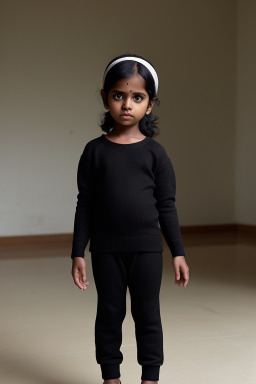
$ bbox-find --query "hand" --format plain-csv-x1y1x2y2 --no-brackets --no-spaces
172,256,189,288
71,257,90,291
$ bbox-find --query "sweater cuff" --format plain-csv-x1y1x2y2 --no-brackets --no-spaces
71,240,86,259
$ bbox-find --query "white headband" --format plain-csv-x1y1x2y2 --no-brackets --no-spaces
103,56,159,94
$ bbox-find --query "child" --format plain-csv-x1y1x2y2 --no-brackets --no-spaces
71,53,189,384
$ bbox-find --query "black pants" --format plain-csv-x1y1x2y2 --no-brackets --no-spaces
91,251,164,381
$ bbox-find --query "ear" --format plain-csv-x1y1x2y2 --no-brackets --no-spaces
145,99,155,115
101,89,109,110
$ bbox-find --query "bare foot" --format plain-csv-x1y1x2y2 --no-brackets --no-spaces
103,379,121,384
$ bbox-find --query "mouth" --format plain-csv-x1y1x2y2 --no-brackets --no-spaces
120,114,133,118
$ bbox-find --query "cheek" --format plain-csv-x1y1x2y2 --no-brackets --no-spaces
109,101,118,110
141,101,150,111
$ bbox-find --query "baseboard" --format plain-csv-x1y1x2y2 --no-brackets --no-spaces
0,224,255,245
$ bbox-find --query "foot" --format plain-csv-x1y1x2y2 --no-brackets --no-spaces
103,379,121,384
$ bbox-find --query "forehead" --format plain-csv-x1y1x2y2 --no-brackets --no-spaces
112,74,147,92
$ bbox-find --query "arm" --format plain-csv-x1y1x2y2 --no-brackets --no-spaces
70,150,93,290
154,155,185,258
71,150,93,259
154,152,189,288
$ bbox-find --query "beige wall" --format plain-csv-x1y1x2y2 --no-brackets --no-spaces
0,0,252,237
236,0,256,225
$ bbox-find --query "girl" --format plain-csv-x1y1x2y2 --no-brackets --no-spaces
71,53,189,384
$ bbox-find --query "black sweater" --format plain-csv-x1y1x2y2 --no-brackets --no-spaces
71,134,185,258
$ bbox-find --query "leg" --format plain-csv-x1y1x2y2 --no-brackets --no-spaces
91,252,127,381
128,252,164,382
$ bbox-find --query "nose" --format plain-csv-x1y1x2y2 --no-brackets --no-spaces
122,96,132,110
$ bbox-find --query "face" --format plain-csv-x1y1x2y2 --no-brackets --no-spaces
101,74,154,129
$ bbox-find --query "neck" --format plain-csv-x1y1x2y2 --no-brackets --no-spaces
110,125,142,138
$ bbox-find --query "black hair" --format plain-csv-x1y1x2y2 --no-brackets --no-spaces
99,53,160,138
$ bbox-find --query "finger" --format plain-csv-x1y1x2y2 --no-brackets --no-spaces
74,278,83,290
182,273,189,288
74,275,86,290
80,270,90,288
184,277,189,288
174,266,180,281
82,273,89,285
177,275,185,287
72,267,86,289
79,276,88,289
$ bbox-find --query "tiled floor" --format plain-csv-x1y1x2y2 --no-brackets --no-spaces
0,233,255,384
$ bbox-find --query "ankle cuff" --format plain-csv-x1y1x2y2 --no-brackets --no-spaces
141,365,160,381
101,364,120,380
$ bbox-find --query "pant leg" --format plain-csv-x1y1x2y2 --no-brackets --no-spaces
91,251,128,380
128,251,164,381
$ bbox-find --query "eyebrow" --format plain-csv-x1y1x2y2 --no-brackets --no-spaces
111,90,147,96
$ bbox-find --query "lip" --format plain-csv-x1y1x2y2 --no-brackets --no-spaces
120,114,133,118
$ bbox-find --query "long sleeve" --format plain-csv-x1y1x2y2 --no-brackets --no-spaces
154,155,185,258
71,150,93,259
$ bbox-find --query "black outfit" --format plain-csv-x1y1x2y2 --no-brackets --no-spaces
71,134,186,381
91,251,163,381
71,133,185,258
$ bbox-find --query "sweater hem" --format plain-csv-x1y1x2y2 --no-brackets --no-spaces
89,235,163,253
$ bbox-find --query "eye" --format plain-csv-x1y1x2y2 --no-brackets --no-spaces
113,94,123,100
134,95,143,102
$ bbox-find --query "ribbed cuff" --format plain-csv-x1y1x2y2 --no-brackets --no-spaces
101,364,120,380
141,365,160,381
